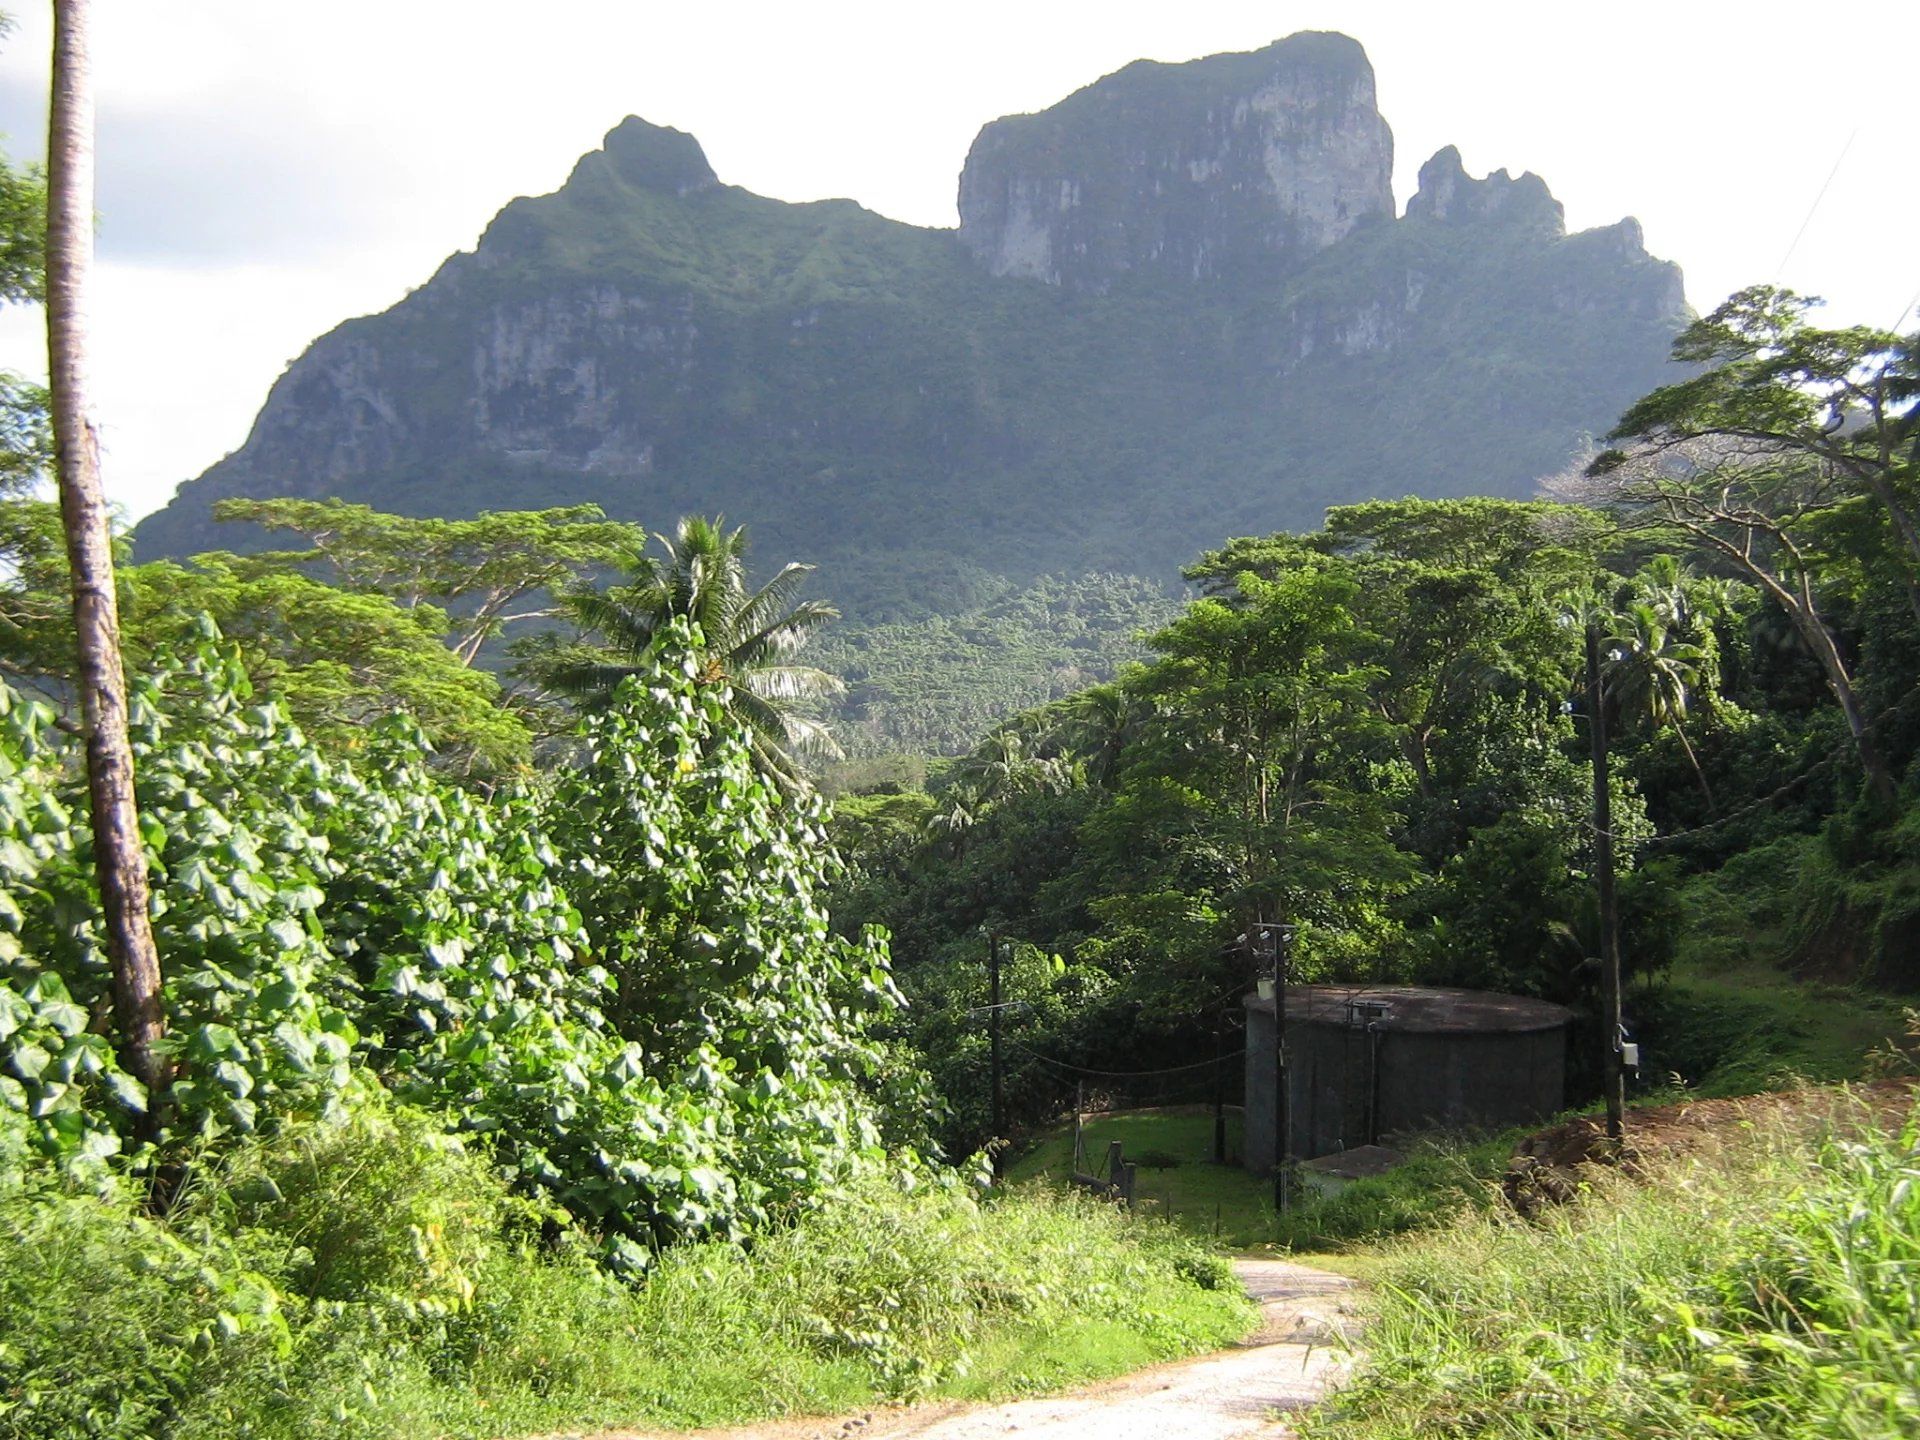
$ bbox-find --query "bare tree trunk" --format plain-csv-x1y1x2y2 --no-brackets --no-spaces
1679,517,1896,803
46,0,166,1119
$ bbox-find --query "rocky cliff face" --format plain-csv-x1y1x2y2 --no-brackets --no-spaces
136,34,1689,622
957,32,1394,291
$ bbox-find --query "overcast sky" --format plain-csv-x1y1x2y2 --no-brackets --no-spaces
0,0,1914,524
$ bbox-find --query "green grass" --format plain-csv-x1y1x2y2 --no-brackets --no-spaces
1634,951,1915,1098
1004,1106,1515,1255
0,1106,1256,1440
1005,1107,1269,1247
1305,1093,1920,1439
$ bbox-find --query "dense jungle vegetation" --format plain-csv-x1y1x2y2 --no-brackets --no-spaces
2,25,1918,1432
824,287,1920,1156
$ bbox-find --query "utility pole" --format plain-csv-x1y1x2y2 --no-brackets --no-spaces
1211,1017,1228,1165
988,930,1005,1142
1586,623,1626,1142
1271,923,1292,1214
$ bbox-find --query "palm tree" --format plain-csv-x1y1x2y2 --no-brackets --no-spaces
46,0,167,1118
923,726,1069,856
542,516,845,782
947,727,1067,807
1607,600,1716,809
1050,682,1146,789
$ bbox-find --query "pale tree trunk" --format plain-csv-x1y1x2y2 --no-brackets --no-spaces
1747,556,1893,802
46,0,167,1119
1655,498,1898,805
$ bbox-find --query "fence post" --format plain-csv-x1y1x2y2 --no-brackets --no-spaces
1212,1037,1227,1163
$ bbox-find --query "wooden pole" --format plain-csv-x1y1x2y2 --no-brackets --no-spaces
988,930,1004,1142
1211,1021,1227,1164
1272,925,1291,1214
1586,623,1625,1142
47,0,166,1127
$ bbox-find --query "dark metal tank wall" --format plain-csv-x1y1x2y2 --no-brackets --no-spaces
1244,1004,1278,1174
1242,991,1571,1171
1288,1023,1570,1157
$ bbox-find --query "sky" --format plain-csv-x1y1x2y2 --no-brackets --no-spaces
0,0,1914,525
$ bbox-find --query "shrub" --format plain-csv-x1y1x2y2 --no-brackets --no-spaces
0,1108,1254,1439
0,622,932,1265
0,1179,288,1440
187,1104,515,1310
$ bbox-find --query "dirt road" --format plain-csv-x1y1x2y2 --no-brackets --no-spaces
586,1260,1356,1440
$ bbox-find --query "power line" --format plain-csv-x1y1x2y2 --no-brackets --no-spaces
1625,680,1920,850
1774,128,1857,280
1890,282,1920,333
1008,1040,1243,1081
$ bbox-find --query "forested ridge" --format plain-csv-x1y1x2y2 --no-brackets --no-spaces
4,14,1920,1440
133,36,1685,633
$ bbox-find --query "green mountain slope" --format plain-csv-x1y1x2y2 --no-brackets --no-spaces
812,572,1181,758
134,32,1687,638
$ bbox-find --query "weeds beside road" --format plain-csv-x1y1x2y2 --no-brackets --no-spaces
1307,1090,1920,1439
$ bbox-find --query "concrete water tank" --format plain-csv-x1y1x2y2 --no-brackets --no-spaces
1242,985,1573,1174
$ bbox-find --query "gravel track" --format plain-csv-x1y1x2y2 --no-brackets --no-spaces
579,1259,1357,1440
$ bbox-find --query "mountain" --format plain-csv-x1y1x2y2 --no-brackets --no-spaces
135,32,1688,624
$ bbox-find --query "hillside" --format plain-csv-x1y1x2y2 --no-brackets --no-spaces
812,572,1180,757
133,32,1688,626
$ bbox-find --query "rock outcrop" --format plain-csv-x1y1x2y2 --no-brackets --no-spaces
956,32,1394,291
596,117,718,196
1404,145,1559,231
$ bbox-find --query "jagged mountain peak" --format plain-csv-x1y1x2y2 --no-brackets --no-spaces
956,31,1395,292
1405,145,1562,232
590,116,718,196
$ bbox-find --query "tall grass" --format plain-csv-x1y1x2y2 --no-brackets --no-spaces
0,1106,1253,1440
1308,1095,1920,1439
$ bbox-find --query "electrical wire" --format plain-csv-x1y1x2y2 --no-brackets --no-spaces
1008,1040,1244,1081
1774,128,1857,280
1588,679,1920,851
1890,283,1920,333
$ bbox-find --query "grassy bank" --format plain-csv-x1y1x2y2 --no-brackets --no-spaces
1307,1093,1920,1439
0,1108,1255,1440
1633,952,1915,1097
1005,1107,1514,1256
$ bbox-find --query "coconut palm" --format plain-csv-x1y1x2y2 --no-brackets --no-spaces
1607,600,1716,809
947,726,1069,808
542,515,844,782
47,0,167,1115
1632,553,1693,627
1050,681,1148,789
924,727,1069,856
